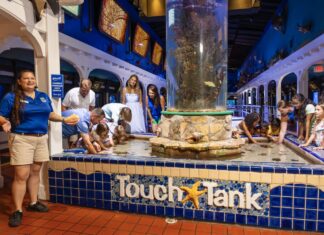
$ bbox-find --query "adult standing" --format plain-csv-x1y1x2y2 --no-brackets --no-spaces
146,84,162,133
291,93,315,142
62,78,95,146
62,108,106,154
62,78,95,111
0,70,78,227
121,75,146,133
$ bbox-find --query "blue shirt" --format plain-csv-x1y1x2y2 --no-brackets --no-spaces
62,108,90,137
0,91,53,134
148,98,162,122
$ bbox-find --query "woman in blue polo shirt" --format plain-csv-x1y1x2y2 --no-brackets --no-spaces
0,70,77,227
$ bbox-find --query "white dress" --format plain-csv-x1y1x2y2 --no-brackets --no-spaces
125,93,146,133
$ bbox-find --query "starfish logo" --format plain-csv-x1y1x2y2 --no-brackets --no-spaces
180,181,207,209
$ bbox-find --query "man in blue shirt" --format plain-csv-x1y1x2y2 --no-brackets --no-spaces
62,108,105,154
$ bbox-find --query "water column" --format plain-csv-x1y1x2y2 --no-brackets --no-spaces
150,0,244,158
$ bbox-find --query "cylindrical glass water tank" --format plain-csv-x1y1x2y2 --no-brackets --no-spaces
166,0,228,111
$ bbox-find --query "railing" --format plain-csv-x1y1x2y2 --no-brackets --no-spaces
228,105,277,122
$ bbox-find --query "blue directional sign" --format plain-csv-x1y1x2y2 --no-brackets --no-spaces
51,74,64,98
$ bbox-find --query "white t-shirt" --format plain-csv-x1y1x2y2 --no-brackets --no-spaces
102,103,127,123
305,104,315,115
62,87,95,110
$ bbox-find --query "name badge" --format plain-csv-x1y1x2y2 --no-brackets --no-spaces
40,97,47,103
20,99,29,104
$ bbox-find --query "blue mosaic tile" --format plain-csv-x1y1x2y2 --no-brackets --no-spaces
306,220,317,231
274,167,286,173
270,187,281,196
49,187,56,195
270,207,280,217
294,187,306,198
147,205,155,215
49,195,56,203
136,160,145,166
87,199,95,207
138,205,146,214
103,174,110,181
318,210,324,220
87,181,95,190
281,208,292,218
56,179,63,187
216,164,227,170
262,166,274,173
95,200,103,209
165,207,175,217
86,174,95,181
118,160,127,164
78,173,86,180
63,188,71,196
71,197,79,205
184,209,193,219
100,158,110,163
287,167,299,174
79,189,86,198
185,163,195,168
71,189,78,197
56,187,63,195
79,181,86,189
300,168,312,174
270,217,280,228
64,180,71,188
112,202,119,210
175,208,184,217
270,196,280,206
306,199,318,209
103,201,111,210
63,196,71,204
86,190,95,199
206,164,216,169
128,203,136,213
281,197,293,207
95,182,103,190
57,196,64,203
239,165,250,172
79,198,87,206
282,186,293,196
71,180,78,188
194,210,204,220
196,164,206,169
156,206,164,216
293,219,305,230
319,200,324,210
318,221,324,232
146,161,155,166
251,166,262,172
120,202,129,212
225,213,235,223
246,215,257,225
236,214,246,224
313,169,324,175
306,210,317,220
213,212,223,222
307,187,319,198
228,165,239,171
281,219,292,229
155,161,165,167
294,198,305,208
258,216,269,227
205,211,214,221
95,191,103,199
294,209,305,219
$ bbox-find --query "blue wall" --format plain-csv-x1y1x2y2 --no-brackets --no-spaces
59,0,165,78
238,0,324,87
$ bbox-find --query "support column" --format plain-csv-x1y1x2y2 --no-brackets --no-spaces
37,11,61,200
298,69,308,98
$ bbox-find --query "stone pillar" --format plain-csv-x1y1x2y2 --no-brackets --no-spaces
263,84,269,122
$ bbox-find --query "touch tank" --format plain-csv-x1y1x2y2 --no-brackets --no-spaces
166,0,228,111
150,0,244,158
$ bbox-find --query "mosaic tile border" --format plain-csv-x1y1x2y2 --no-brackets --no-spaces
47,168,324,232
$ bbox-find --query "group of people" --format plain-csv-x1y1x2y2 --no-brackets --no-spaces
234,93,324,150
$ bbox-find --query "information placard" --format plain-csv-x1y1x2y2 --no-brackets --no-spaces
51,74,64,99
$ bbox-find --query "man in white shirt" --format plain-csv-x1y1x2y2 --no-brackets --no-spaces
62,79,96,147
62,79,96,111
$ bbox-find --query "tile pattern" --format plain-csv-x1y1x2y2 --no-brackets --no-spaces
48,167,324,232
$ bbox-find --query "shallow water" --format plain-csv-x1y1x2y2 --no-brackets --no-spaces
99,139,311,164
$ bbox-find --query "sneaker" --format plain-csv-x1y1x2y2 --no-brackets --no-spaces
8,211,23,227
26,201,49,212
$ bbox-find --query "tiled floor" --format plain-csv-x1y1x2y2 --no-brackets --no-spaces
0,166,322,235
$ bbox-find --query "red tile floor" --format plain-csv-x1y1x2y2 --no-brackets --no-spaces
0,165,322,235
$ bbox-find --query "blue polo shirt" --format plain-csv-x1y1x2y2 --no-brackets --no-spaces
0,90,53,134
62,108,90,137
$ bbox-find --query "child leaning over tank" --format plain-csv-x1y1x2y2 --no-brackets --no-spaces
277,100,294,144
232,112,260,144
299,102,324,150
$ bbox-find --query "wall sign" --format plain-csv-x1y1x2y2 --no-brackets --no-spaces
51,74,64,99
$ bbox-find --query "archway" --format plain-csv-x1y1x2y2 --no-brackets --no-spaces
308,63,324,104
60,59,80,96
0,48,34,99
281,73,297,101
258,85,265,121
88,69,121,107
